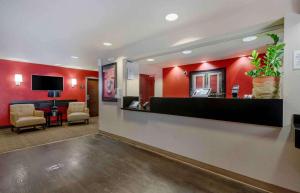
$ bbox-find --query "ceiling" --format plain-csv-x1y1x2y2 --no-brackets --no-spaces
0,0,298,70
137,27,284,69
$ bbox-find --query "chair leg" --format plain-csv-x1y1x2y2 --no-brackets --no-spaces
16,128,21,134
11,126,14,132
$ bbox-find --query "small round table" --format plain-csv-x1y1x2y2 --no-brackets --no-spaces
44,111,63,127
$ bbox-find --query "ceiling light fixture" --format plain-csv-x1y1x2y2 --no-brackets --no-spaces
182,50,192,55
147,58,155,62
71,56,79,59
243,36,257,42
165,13,179,21
103,42,112,46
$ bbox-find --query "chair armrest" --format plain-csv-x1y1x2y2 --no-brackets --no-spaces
34,110,44,117
84,107,89,114
10,112,19,125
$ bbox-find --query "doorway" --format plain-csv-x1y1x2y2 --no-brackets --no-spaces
139,74,155,105
86,78,99,117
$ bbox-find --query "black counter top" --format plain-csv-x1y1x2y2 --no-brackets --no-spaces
122,97,283,127
121,108,151,113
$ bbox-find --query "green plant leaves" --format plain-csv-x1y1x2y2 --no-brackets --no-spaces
246,33,284,78
267,33,280,45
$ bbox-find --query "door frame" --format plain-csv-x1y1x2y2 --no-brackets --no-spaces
85,77,99,105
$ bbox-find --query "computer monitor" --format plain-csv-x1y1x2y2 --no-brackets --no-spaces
192,88,211,97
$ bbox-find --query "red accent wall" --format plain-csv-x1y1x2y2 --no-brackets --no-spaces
163,56,256,98
0,59,98,126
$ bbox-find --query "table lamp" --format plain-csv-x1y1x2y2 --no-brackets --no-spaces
48,90,61,110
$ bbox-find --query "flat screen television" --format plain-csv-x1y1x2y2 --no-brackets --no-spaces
32,75,63,91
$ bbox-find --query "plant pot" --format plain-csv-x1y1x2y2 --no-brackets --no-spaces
252,77,280,99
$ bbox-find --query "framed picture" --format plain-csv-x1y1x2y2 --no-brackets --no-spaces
189,68,226,97
102,63,117,102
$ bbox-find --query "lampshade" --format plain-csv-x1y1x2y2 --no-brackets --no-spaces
15,74,23,86
48,90,61,98
71,78,77,87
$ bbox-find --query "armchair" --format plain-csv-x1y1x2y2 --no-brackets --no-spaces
10,104,46,133
67,102,90,124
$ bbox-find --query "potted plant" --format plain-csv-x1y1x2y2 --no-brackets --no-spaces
246,34,285,99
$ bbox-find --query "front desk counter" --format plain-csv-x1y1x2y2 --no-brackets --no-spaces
122,96,283,127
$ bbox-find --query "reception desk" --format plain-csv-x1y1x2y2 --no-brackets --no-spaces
122,97,283,127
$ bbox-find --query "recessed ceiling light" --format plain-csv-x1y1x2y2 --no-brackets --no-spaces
182,50,192,55
71,56,79,59
243,36,257,42
165,13,178,21
103,42,112,46
147,58,155,62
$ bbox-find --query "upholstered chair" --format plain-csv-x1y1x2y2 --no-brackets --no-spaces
67,102,90,124
10,104,46,133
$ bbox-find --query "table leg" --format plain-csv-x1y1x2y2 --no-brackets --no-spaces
60,114,63,126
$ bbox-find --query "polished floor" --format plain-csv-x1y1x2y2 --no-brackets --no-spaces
0,134,266,193
0,117,98,154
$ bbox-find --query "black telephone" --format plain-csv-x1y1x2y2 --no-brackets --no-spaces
232,84,240,98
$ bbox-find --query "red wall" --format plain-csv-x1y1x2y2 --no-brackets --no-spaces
163,56,256,98
0,59,98,126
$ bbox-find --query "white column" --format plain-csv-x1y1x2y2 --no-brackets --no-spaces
283,13,300,126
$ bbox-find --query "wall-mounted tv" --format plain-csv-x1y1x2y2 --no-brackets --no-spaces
32,75,63,91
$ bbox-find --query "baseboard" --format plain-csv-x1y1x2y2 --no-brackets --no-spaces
0,125,11,129
98,130,298,193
